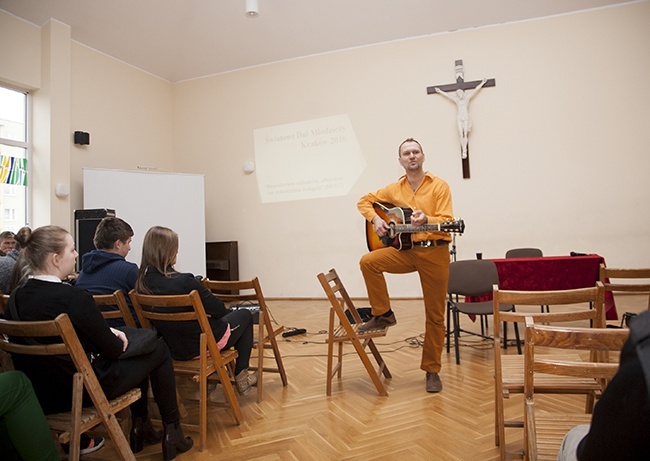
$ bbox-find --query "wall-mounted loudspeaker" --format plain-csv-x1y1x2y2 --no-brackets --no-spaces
74,131,90,145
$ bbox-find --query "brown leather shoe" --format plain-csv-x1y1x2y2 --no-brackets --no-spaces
426,372,442,393
358,313,397,333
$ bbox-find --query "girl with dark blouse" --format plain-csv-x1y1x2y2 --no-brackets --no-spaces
5,226,192,460
134,226,256,395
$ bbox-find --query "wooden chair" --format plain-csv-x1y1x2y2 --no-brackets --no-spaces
93,290,137,327
202,277,288,403
599,263,650,311
317,268,391,396
0,292,8,315
0,313,141,461
493,283,606,460
94,290,189,422
0,293,12,372
523,317,629,461
129,289,243,451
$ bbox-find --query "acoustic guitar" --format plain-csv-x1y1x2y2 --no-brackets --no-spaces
365,202,465,251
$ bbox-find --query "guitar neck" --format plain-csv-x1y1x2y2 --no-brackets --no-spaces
392,223,443,234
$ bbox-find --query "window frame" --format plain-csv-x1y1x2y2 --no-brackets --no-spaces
0,84,31,229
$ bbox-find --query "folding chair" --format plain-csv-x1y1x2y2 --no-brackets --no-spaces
317,268,391,396
202,277,288,403
129,289,243,451
523,317,629,461
0,313,141,461
0,292,8,315
94,290,189,421
493,283,606,460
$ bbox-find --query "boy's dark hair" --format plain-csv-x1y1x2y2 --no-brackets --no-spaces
93,217,134,250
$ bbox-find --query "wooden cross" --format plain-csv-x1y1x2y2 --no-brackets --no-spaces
427,59,495,179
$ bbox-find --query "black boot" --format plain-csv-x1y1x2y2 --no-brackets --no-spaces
130,416,163,453
162,420,193,460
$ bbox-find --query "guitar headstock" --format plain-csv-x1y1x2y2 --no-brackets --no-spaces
441,219,465,234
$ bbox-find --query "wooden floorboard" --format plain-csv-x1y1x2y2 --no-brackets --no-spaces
90,293,645,461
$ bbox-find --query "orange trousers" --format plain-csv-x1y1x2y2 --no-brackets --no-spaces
359,244,450,373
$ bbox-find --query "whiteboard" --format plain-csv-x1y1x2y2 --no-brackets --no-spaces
83,168,206,276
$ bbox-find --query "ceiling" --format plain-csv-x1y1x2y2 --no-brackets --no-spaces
0,0,631,83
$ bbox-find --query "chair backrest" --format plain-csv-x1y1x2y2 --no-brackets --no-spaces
201,277,267,317
523,316,629,396
0,313,117,411
93,290,137,327
493,282,606,331
317,268,364,325
129,289,221,360
599,263,650,310
505,248,543,259
448,259,499,297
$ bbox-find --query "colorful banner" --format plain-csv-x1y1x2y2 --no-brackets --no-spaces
0,155,27,186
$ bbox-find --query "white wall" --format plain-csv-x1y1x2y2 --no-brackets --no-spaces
2,3,649,299
173,2,650,297
70,42,175,219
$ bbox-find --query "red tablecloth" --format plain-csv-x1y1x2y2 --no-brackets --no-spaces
468,254,617,320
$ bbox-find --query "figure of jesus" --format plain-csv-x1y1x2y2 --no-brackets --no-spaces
434,78,487,159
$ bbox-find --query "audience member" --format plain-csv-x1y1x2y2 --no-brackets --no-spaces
134,225,257,395
0,227,30,293
557,310,650,460
75,217,139,326
5,225,193,460
0,231,15,256
0,371,60,461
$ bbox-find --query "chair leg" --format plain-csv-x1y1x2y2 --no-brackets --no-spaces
69,373,83,461
352,338,388,396
514,322,522,355
446,301,452,353
256,339,264,404
453,309,461,365
326,337,334,396
268,331,289,386
367,339,392,379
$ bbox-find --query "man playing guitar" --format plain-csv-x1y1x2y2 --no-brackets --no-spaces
357,138,456,393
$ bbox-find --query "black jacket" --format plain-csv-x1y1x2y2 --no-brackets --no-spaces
139,267,230,360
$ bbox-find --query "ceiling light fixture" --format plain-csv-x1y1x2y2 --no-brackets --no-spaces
245,0,259,18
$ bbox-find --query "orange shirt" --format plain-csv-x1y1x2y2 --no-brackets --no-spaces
357,171,454,242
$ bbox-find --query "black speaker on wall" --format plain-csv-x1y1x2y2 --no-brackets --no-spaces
74,131,90,145
74,208,115,272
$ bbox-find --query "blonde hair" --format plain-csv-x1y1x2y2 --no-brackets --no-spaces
9,225,69,290
135,226,179,294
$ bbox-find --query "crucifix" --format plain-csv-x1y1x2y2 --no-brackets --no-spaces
427,60,495,179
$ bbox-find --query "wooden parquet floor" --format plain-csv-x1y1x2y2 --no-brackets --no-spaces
92,294,645,461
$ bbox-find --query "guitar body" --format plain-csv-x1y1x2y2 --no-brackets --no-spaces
366,203,413,251
365,202,465,252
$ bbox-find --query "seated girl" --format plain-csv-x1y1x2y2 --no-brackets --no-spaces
5,225,192,461
134,226,256,395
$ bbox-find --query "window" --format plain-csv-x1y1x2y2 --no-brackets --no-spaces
3,208,16,221
0,86,29,231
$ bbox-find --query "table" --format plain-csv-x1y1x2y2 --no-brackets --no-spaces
470,254,617,320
